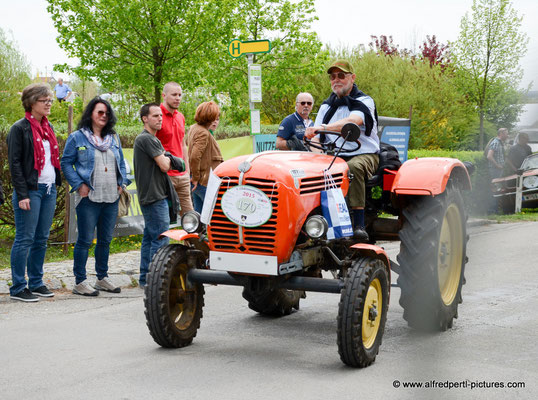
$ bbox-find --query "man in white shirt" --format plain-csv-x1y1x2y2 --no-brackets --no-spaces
305,60,379,241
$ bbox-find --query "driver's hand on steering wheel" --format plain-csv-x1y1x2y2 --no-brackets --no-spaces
305,126,321,139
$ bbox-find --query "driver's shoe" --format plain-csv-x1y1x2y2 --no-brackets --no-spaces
353,228,369,242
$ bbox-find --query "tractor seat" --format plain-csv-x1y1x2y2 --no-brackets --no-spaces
366,142,402,187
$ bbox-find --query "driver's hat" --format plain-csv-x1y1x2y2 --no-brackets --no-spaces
327,60,354,74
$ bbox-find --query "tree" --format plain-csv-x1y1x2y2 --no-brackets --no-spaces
209,0,328,124
47,0,237,102
453,0,528,149
0,28,31,126
420,35,450,68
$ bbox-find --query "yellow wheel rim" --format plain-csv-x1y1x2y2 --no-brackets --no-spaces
362,278,383,349
169,266,196,330
438,204,463,306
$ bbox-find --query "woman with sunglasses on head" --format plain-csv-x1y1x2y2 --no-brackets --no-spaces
7,83,62,302
187,101,224,213
61,97,129,296
275,92,314,151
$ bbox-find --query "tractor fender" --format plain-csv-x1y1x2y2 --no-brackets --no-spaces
350,243,391,284
160,229,199,242
391,157,471,196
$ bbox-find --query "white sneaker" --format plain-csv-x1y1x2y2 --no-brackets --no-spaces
73,280,99,296
94,277,121,293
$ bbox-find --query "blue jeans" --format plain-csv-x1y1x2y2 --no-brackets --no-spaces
192,183,207,214
73,197,119,284
10,184,57,295
139,199,170,285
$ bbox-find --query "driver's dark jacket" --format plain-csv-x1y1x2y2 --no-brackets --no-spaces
7,118,62,200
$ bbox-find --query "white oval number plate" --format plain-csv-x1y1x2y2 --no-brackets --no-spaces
221,185,272,227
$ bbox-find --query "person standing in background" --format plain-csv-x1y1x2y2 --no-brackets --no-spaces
187,101,224,213
134,103,183,288
61,98,130,296
7,83,61,302
486,128,508,213
54,78,72,102
156,82,193,217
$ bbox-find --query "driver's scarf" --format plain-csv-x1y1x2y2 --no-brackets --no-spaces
321,84,378,138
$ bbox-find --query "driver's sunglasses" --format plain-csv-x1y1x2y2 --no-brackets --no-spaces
329,72,351,80
297,101,312,106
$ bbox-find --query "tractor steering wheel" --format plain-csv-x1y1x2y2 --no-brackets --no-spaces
303,123,361,156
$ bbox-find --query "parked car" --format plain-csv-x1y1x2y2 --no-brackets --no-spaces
492,153,538,213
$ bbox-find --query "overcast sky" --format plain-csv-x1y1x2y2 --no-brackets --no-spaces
0,0,536,89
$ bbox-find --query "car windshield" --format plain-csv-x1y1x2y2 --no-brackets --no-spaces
521,154,538,170
525,131,538,142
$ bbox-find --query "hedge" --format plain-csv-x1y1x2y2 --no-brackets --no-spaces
0,126,490,243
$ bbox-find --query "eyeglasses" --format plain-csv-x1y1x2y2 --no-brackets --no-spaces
96,110,110,117
297,101,312,106
329,72,351,80
36,99,54,105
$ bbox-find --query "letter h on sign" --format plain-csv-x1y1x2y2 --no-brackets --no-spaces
231,41,241,57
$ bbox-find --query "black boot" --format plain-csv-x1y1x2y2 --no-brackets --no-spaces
351,209,369,242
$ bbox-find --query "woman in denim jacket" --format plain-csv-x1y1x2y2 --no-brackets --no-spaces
61,98,130,296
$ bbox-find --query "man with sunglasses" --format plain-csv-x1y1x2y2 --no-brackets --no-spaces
305,60,379,242
276,92,314,151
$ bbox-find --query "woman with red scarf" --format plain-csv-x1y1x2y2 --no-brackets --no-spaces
7,83,62,302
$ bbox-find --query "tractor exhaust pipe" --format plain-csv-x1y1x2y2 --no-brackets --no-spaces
187,269,344,294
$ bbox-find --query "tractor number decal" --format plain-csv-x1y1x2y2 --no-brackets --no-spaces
221,185,273,227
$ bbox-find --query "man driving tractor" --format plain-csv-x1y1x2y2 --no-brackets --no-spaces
305,60,380,241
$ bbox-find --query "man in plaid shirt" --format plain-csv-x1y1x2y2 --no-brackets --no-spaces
486,128,508,213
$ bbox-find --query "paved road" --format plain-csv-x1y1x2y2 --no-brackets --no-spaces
1,222,537,399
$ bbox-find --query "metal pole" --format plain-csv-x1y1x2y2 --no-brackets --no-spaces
515,175,523,213
247,53,254,112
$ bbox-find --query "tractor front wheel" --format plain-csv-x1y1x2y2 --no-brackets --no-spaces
337,257,389,368
144,244,205,348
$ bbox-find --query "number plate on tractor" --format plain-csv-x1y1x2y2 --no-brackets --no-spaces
210,251,278,275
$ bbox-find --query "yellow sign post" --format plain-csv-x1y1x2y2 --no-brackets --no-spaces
228,39,271,58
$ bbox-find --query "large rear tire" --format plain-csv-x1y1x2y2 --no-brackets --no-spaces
144,244,205,348
337,257,389,368
397,185,468,331
242,285,303,316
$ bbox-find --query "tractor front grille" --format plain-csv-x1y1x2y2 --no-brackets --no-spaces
208,177,278,255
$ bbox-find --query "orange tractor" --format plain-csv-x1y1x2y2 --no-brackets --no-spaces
143,124,472,368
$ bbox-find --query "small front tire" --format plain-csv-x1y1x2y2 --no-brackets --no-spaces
144,244,205,348
337,257,389,368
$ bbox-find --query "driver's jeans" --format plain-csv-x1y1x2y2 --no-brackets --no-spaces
346,153,379,208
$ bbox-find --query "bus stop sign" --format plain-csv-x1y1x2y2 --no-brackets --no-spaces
229,39,271,58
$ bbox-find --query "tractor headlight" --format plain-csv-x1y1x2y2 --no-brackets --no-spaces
523,176,538,189
181,211,202,233
305,215,328,239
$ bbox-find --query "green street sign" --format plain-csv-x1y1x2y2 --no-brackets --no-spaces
228,39,271,58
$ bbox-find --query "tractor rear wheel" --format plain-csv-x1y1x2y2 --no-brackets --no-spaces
242,285,303,316
144,244,205,348
337,257,389,368
397,185,468,331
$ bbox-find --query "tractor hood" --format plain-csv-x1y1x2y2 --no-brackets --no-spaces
213,151,349,191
